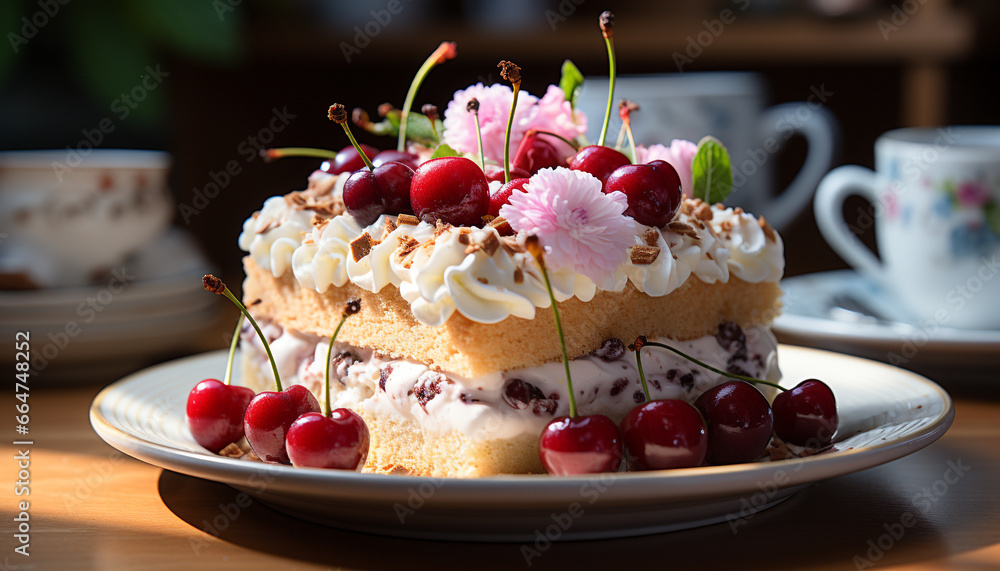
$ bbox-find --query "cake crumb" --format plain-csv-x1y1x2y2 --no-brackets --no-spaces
397,213,420,226
734,207,744,215
434,220,451,237
219,443,245,458
350,232,375,262
694,201,714,221
630,245,660,264
642,228,660,247
720,220,733,233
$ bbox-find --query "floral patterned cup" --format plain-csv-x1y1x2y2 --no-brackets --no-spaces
815,127,1000,330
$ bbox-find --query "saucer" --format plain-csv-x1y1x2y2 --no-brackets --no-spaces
774,270,1000,372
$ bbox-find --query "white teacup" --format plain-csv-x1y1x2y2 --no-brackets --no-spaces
815,127,1000,330
577,72,839,230
0,150,172,288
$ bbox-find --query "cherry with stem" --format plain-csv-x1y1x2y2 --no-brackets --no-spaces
398,41,457,152
204,275,320,463
528,236,624,475
286,299,370,470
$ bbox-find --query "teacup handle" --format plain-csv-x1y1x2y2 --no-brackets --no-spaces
756,102,840,230
814,165,889,287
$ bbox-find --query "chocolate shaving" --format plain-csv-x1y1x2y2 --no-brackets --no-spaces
350,232,375,262
396,213,419,226
382,217,398,241
457,228,472,245
477,277,489,284
513,267,524,284
759,217,777,242
501,236,524,255
642,228,660,247
479,232,500,256
667,221,699,239
630,245,661,265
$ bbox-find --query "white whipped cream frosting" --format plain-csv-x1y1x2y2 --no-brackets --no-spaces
238,173,784,326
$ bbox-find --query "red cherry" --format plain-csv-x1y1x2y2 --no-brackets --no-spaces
484,164,530,184
620,399,708,470
538,415,624,475
185,379,255,453
243,384,320,464
488,178,529,217
285,409,370,470
512,133,562,174
374,161,415,215
604,160,682,227
694,381,774,465
324,144,378,174
568,145,630,187
342,169,385,226
772,379,838,447
372,150,419,170
410,157,489,226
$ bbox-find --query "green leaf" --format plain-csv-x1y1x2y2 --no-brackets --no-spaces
559,59,584,110
691,136,733,204
430,143,460,159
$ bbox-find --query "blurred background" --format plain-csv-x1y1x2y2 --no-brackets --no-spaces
1,0,998,379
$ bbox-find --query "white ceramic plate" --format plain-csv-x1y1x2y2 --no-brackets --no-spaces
91,345,953,542
775,270,1000,369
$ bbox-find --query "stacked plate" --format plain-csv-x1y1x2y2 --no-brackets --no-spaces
0,229,222,383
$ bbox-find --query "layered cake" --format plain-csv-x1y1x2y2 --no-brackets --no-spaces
234,33,785,476
237,173,783,476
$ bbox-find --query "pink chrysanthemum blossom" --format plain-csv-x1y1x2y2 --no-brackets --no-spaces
636,139,697,198
956,181,991,208
500,167,634,284
443,83,538,164
523,85,588,158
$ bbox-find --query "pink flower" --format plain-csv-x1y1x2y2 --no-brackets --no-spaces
500,167,634,283
523,85,587,159
956,181,991,208
442,83,538,164
636,140,697,197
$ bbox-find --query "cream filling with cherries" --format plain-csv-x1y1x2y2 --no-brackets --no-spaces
238,172,784,327
241,320,780,441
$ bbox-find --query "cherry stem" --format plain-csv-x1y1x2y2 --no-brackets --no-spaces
322,313,349,417
597,15,617,147
614,123,626,151
529,241,577,418
204,276,282,392
469,102,486,171
223,315,243,386
338,123,375,171
499,60,522,184
639,339,787,392
261,147,338,162
398,42,456,152
632,342,651,402
531,130,580,152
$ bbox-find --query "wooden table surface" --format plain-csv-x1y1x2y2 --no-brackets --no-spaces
3,360,999,571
